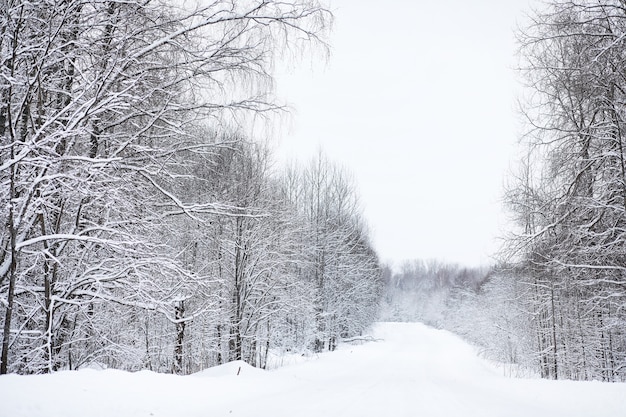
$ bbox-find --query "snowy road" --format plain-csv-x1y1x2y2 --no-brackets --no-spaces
2,322,625,417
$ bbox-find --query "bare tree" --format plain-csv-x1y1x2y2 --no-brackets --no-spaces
503,0,626,381
281,153,382,352
0,0,330,374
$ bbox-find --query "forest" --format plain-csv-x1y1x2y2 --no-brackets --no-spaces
0,0,382,375
2,0,626,384
383,0,626,383
503,0,626,382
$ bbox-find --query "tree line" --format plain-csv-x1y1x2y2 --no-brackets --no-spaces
502,0,626,382
382,0,626,383
0,0,383,375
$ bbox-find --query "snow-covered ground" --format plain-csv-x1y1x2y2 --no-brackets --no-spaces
1,322,625,417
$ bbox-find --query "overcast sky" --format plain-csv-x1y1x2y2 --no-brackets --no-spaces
274,0,535,268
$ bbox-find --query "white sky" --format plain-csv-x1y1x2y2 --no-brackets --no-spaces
274,0,535,268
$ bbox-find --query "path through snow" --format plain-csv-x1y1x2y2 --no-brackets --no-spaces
1,322,625,417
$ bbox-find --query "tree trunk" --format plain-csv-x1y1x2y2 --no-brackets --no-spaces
1,144,18,375
172,300,186,374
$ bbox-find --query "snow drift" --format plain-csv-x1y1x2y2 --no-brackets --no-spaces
1,322,624,417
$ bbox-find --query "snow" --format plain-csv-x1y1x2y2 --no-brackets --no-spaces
1,322,625,417
192,360,265,378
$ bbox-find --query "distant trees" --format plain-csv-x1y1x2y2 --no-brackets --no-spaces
380,260,489,328
380,261,545,378
0,1,385,376
501,0,626,381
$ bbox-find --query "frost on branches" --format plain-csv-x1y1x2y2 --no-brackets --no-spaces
0,0,382,375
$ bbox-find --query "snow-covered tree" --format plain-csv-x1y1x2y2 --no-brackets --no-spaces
503,0,626,381
0,0,330,374
280,153,382,352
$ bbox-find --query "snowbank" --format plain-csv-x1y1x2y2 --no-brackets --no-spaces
1,322,624,417
192,360,265,378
